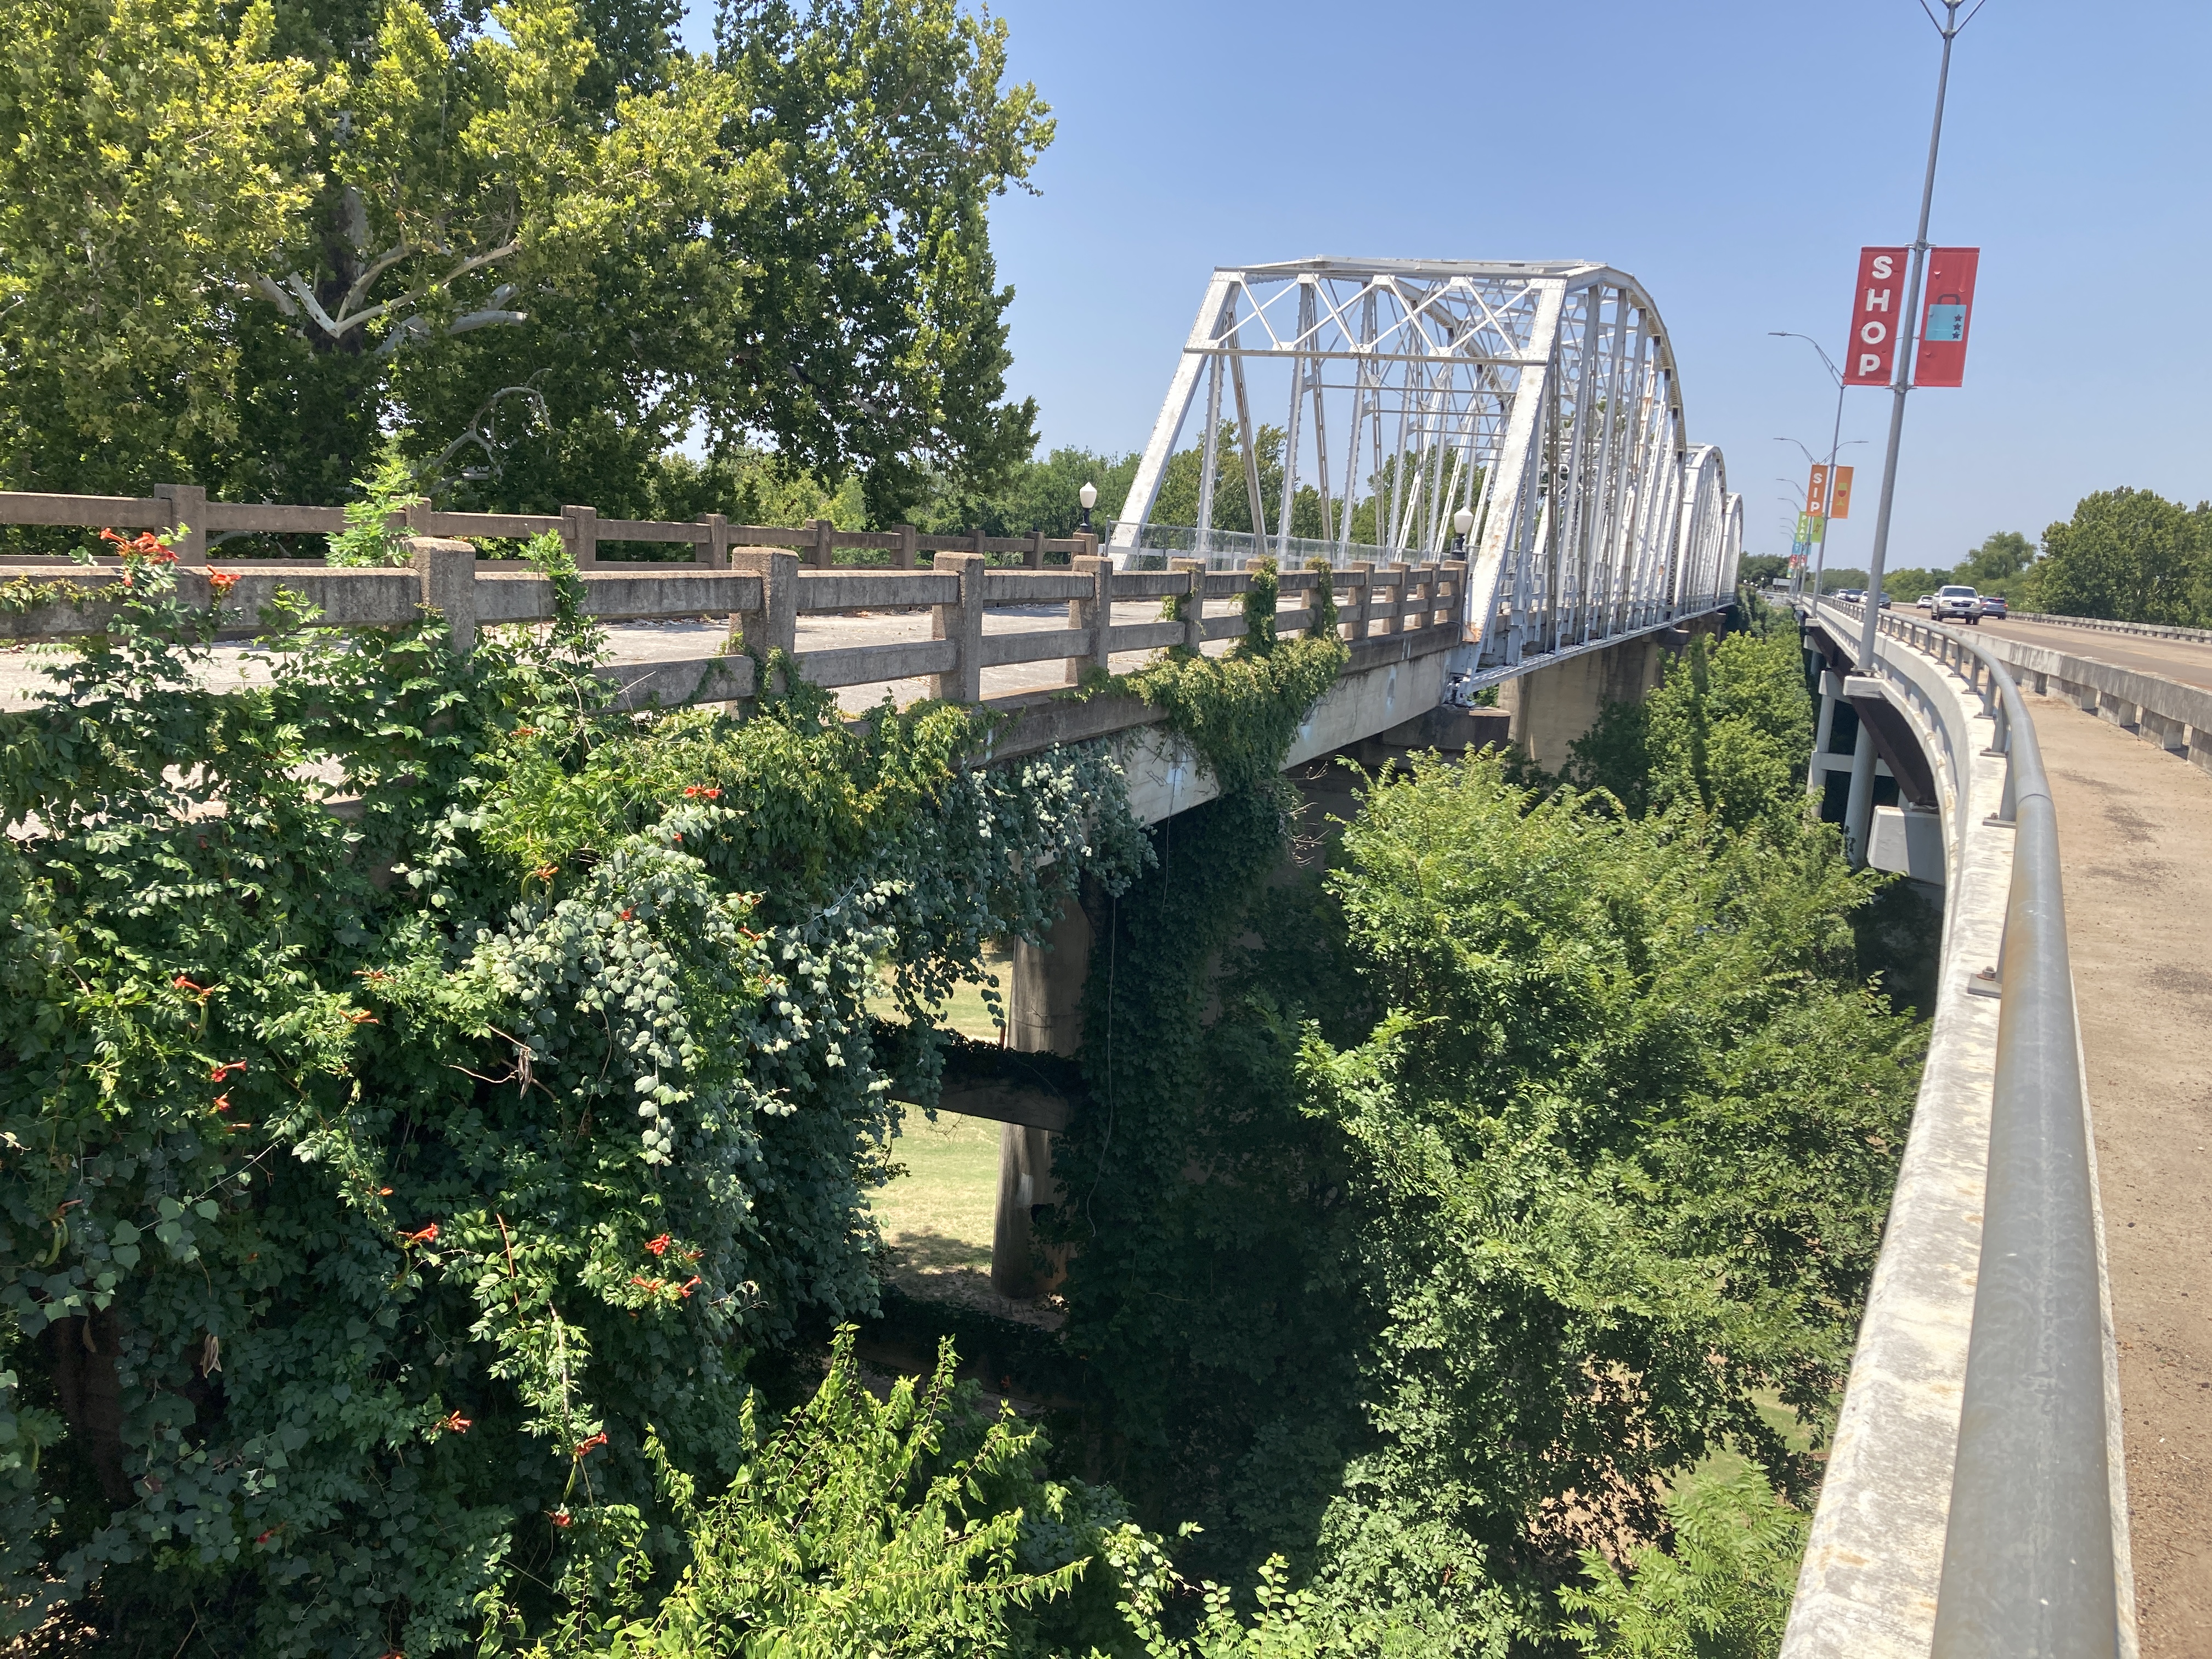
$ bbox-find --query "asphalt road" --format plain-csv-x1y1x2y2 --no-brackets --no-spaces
2019,690,2212,1655
1974,617,2212,693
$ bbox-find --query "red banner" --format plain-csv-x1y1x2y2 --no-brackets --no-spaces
1912,247,1979,387
1845,247,1908,385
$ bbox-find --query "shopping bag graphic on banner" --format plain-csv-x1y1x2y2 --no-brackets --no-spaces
1923,294,1968,342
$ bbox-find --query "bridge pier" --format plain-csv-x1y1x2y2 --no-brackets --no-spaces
989,891,1089,1299
1496,625,1712,770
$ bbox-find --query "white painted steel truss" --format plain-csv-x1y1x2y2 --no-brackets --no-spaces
1115,257,1743,671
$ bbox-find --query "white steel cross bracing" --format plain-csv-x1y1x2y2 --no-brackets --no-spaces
1111,257,1742,676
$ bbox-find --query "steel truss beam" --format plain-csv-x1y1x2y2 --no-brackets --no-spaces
1113,257,1742,670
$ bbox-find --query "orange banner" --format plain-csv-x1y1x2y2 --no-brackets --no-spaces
1805,464,1830,517
1829,465,1855,521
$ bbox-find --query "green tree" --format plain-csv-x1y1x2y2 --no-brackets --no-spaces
0,0,1052,522
1955,530,2033,588
2028,487,2208,624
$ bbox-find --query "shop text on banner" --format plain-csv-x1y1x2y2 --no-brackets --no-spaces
1829,465,1855,520
1845,247,1909,386
1913,247,1979,387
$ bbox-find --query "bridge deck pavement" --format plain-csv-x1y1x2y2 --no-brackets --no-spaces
1982,618,2212,693
2024,686,2212,1655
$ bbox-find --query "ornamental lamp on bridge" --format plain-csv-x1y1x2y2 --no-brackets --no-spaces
1452,506,1474,554
1078,481,1098,534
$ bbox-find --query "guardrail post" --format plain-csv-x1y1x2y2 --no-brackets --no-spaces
1026,529,1045,569
412,537,477,653
1070,554,1111,685
932,551,984,702
154,484,207,565
1347,561,1374,640
729,549,797,687
972,526,989,566
809,518,834,570
701,513,730,569
895,523,918,571
1169,557,1205,653
562,505,599,567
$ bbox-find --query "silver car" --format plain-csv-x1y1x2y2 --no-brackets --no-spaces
1933,584,1981,624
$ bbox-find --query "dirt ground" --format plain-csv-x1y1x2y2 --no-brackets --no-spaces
2023,690,2212,1655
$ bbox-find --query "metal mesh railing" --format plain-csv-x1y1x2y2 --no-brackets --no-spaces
1099,520,1445,571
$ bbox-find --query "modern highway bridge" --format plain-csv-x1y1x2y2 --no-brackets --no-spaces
11,257,2201,1656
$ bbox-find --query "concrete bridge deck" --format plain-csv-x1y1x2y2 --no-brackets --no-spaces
2016,675,2212,1655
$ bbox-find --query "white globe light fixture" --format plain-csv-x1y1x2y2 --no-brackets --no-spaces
1078,481,1098,534
1451,506,1475,552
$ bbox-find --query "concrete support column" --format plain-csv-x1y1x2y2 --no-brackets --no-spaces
1808,669,1842,798
1843,719,1878,866
990,890,1090,1300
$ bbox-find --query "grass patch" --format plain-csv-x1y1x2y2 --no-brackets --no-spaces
873,1111,1000,1274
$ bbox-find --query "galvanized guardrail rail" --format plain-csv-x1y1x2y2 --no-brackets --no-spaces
1786,600,2134,1659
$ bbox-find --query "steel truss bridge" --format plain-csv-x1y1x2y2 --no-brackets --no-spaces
1109,257,1743,685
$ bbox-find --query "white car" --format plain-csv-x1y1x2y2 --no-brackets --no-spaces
1933,584,1981,624
1916,594,1935,611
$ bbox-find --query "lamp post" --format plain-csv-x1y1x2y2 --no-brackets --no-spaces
1768,332,1849,601
1077,481,1098,536
1843,0,1979,870
1451,505,1474,554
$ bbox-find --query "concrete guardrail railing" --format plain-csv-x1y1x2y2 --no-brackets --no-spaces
1785,601,2135,1659
1969,630,2212,776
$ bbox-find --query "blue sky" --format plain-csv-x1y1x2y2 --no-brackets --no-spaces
685,2,2212,570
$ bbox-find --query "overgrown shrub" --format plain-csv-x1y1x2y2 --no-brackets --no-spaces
0,535,1144,1651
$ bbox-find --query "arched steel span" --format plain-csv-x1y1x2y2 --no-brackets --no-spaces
1110,257,1743,681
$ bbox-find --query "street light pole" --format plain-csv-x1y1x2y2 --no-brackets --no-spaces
1769,333,1848,600
1843,0,1978,867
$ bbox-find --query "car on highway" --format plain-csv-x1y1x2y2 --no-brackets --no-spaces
1877,592,1893,608
1836,588,1864,603
1978,594,2009,619
1917,593,1936,611
1933,584,1982,624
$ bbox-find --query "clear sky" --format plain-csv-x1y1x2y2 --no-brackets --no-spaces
685,2,2212,572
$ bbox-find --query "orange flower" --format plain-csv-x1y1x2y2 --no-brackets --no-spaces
210,1060,246,1082
343,1011,379,1025
255,1528,278,1545
397,1223,438,1246
574,1432,608,1458
681,785,721,799
439,1411,472,1434
628,1276,663,1292
514,726,538,738
208,570,241,596
173,973,211,995
548,1509,573,1528
378,1186,394,1196
678,1276,702,1299
644,1233,672,1257
532,863,558,882
211,1093,232,1113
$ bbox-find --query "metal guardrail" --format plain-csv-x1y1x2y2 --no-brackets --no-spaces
2007,610,2212,647
1098,519,1430,571
1816,601,2126,1658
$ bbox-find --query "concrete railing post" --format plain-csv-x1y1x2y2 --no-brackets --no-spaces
895,523,918,570
561,504,599,567
729,549,797,691
810,517,834,570
1169,557,1205,653
701,512,730,569
1386,561,1413,634
1442,560,1469,633
1069,554,1111,686
1026,529,1045,569
411,538,478,654
1348,561,1374,640
932,550,984,703
154,483,207,565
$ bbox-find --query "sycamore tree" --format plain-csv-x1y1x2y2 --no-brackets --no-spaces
0,0,1051,520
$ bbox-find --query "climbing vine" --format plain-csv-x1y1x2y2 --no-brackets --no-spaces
0,537,1144,1651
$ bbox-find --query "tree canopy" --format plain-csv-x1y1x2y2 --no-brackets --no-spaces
0,0,1051,521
